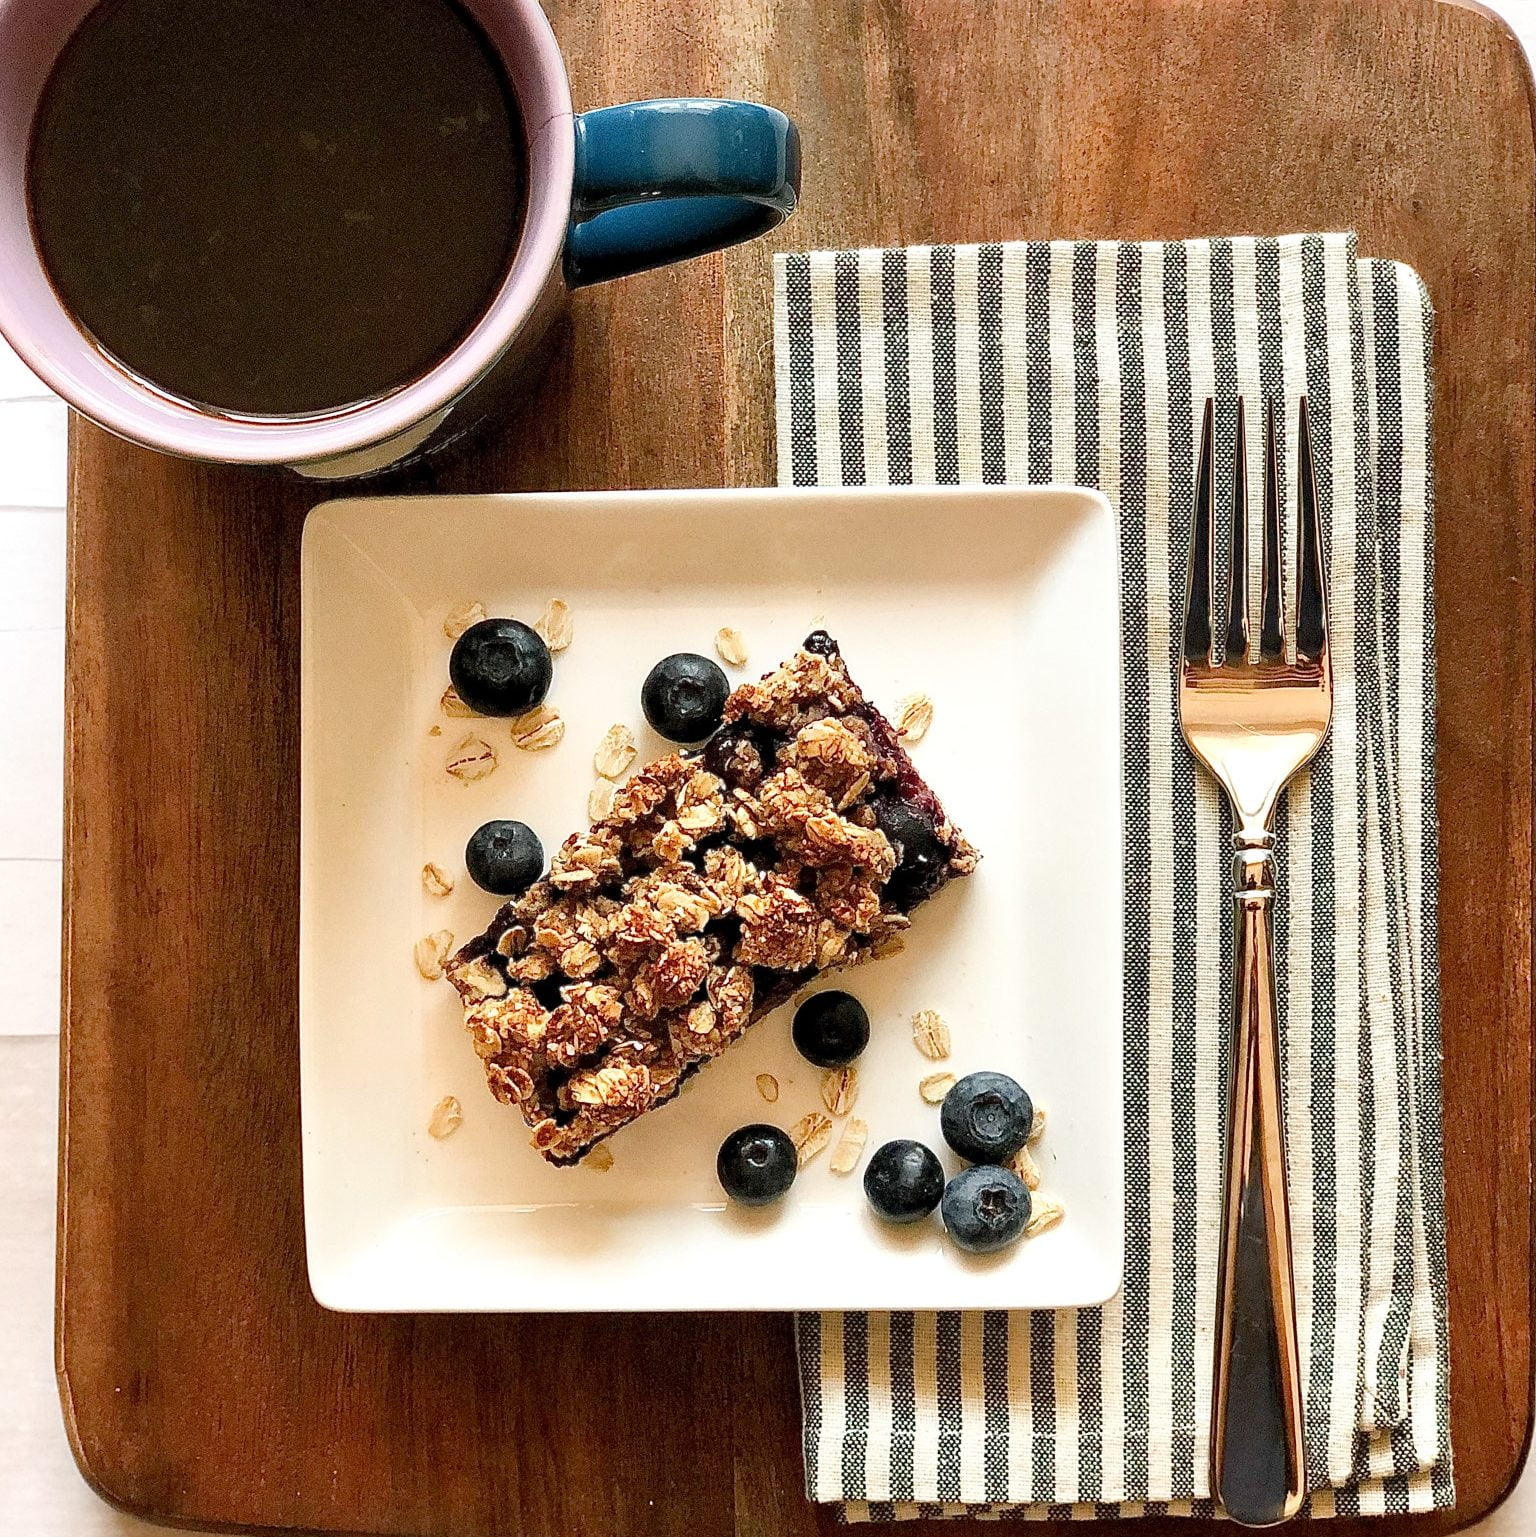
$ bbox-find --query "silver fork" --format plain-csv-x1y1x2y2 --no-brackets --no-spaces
1180,397,1331,1527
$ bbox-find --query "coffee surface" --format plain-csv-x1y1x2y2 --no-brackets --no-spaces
28,0,524,416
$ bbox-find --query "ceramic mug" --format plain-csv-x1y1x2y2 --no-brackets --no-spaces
0,0,799,477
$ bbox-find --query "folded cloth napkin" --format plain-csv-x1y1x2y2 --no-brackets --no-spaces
772,233,1450,1520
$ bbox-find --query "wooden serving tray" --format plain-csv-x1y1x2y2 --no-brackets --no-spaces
58,0,1535,1532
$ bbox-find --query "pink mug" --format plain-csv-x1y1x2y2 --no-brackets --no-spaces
0,0,799,477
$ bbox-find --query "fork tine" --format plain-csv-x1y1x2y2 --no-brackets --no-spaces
1295,396,1327,663
1224,398,1249,661
1184,398,1215,665
1259,399,1284,662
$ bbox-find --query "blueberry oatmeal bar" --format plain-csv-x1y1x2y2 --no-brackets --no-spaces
444,632,978,1164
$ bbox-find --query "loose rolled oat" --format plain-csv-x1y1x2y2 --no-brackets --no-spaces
414,930,454,980
1025,1194,1065,1237
755,1073,780,1103
896,694,934,743
427,1095,464,1138
715,627,748,668
511,706,565,751
593,723,638,779
421,862,454,898
790,1111,834,1166
1011,1143,1042,1191
830,1116,868,1174
918,1070,957,1104
912,1008,950,1060
440,685,477,717
445,734,498,781
533,598,573,652
583,1143,615,1171
1028,1105,1047,1144
588,779,616,821
443,599,486,640
820,1065,859,1117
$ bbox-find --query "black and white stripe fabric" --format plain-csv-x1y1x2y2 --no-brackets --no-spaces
772,234,1450,1520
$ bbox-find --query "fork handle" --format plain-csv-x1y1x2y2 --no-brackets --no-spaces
1212,838,1306,1526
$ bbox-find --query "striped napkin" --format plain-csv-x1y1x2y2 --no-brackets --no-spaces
772,233,1450,1520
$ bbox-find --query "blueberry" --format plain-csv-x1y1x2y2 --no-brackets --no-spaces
641,652,730,742
465,819,543,896
863,1139,946,1224
872,795,949,909
941,1165,1031,1253
449,617,553,717
791,991,870,1067
717,1124,798,1205
940,1071,1034,1164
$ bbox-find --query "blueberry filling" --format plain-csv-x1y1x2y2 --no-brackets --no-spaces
542,1063,574,1121
530,973,567,1012
454,932,511,983
750,965,810,1014
872,792,951,911
733,837,783,871
701,719,786,784
705,913,744,956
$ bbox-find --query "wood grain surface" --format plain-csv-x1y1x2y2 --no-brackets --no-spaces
57,0,1535,1532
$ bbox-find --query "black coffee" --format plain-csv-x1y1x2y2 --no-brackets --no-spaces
28,0,524,416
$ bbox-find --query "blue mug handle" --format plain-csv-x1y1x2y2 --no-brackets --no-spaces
566,99,800,288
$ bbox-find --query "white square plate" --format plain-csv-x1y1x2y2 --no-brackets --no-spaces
301,484,1124,1312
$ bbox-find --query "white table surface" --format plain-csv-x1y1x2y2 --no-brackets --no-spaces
5,6,1535,1526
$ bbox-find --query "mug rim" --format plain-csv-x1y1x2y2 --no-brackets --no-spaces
0,0,574,466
